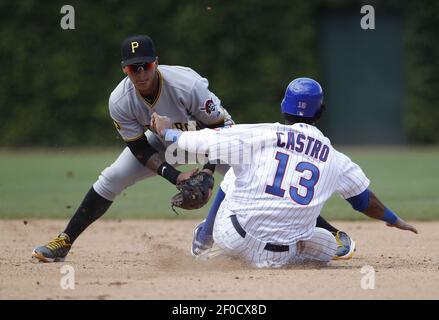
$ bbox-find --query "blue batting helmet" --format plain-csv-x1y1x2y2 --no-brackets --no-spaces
281,77,324,118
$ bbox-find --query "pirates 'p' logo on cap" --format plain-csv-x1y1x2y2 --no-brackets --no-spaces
131,41,139,53
121,35,157,67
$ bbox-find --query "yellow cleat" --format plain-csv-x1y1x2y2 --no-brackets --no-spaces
332,231,356,260
32,233,71,263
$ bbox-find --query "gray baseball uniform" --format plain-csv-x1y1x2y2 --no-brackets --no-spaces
93,65,233,201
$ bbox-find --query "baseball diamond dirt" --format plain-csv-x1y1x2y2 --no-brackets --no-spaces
0,219,438,300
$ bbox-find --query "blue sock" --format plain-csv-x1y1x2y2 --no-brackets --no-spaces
198,187,226,242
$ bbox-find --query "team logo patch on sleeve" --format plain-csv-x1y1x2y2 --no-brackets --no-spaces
201,98,217,115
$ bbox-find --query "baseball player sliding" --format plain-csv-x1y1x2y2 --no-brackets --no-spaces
152,78,417,268
32,34,357,262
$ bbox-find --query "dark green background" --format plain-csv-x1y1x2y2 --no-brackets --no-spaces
1,0,438,146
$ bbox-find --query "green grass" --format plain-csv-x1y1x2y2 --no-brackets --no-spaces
0,147,438,220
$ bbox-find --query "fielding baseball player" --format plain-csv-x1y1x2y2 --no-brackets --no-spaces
32,35,233,262
152,77,418,268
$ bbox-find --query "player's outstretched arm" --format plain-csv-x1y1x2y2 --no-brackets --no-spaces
149,112,214,184
125,133,190,185
362,191,418,234
348,190,418,234
146,152,197,184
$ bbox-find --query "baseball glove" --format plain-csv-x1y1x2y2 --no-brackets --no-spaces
171,171,214,212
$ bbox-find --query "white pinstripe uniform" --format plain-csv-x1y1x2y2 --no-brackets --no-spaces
93,65,233,201
177,123,370,268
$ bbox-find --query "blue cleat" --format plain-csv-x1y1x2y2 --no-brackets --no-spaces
333,231,356,260
191,220,214,257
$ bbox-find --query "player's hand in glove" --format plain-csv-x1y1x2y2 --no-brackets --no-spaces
176,168,199,184
386,217,418,234
171,170,214,211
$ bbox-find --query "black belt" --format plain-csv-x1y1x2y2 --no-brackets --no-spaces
230,215,289,252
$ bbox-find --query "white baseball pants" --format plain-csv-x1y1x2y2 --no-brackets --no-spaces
213,207,337,268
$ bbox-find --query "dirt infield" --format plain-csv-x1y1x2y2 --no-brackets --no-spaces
0,219,438,300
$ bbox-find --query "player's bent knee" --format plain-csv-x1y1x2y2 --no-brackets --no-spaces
301,228,338,262
93,180,117,201
93,167,137,201
317,228,337,261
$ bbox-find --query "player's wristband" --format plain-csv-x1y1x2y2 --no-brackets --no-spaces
164,129,182,142
157,162,181,185
381,207,399,225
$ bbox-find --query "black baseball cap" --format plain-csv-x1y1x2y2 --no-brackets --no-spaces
121,35,156,67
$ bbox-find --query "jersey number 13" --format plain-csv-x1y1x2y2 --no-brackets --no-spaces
265,151,320,205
